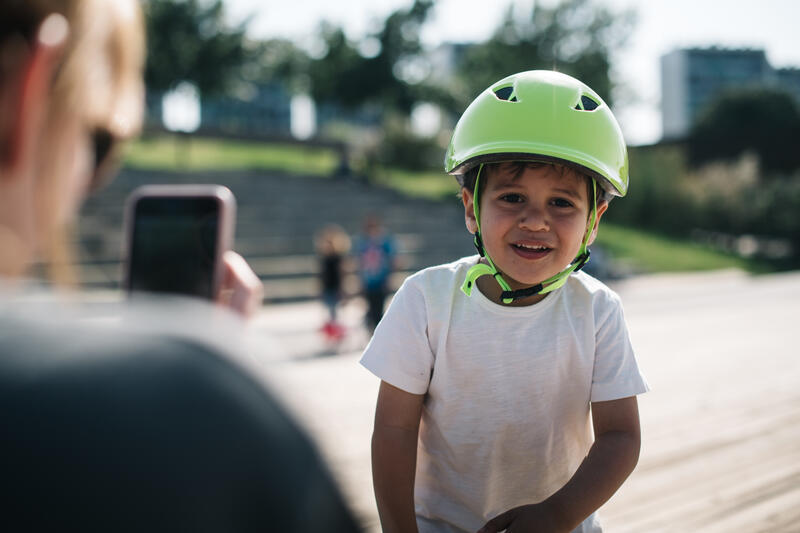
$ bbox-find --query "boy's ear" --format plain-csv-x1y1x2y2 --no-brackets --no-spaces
586,201,609,246
461,188,478,234
1,15,69,176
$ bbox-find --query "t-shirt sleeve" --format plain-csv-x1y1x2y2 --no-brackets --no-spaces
359,279,433,395
591,294,650,402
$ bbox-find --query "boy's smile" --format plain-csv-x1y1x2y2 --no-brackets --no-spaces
462,162,607,305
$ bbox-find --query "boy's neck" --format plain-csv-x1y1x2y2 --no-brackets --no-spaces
474,259,548,307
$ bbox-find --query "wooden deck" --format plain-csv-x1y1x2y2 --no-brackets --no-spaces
601,270,800,532
254,269,800,532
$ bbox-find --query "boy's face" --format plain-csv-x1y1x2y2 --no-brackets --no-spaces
462,163,607,295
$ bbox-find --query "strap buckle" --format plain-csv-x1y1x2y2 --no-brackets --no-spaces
473,233,485,258
572,250,591,272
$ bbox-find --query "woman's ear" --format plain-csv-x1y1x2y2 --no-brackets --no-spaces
586,200,609,246
1,14,69,176
461,188,478,234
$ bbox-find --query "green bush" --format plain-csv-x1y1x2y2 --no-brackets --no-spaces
606,144,799,266
688,88,800,174
605,145,692,232
376,125,443,171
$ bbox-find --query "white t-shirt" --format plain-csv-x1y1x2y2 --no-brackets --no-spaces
360,256,649,533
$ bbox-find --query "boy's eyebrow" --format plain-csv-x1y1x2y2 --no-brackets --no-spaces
487,173,587,201
489,178,520,189
552,187,584,200
487,171,526,189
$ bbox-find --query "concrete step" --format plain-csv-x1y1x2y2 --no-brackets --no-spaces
68,168,474,302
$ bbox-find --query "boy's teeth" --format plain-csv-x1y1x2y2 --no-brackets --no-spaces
516,244,548,250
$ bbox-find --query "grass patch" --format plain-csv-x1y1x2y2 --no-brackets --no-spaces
374,170,769,273
119,136,775,274
373,168,459,200
123,134,339,175
595,223,770,274
371,169,768,274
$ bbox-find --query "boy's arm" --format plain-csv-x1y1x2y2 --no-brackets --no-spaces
372,380,425,533
478,396,641,533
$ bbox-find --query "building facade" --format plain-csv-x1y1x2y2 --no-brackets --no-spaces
661,47,800,140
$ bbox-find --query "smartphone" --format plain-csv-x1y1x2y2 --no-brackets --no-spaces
123,185,236,299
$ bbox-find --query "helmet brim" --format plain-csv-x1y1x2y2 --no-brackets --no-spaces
449,152,624,197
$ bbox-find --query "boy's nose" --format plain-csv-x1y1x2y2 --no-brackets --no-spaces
518,206,549,232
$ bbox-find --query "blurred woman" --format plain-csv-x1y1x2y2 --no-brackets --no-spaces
0,0,262,306
0,1,358,530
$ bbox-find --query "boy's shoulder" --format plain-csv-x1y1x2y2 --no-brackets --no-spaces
391,256,477,308
403,255,477,290
564,270,624,308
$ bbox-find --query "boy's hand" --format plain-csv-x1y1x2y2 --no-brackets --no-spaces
477,502,567,533
479,397,641,533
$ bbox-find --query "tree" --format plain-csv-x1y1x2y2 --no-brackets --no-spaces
249,38,312,94
455,0,635,108
308,0,434,114
143,0,250,96
688,88,800,175
307,24,364,107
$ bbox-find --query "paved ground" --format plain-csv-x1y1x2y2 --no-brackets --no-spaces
246,269,800,532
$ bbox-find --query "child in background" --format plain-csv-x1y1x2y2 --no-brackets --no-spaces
361,71,649,533
315,224,351,342
356,214,396,333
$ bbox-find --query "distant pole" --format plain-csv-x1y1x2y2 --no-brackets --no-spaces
162,82,201,169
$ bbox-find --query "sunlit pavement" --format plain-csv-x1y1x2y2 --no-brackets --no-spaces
247,269,800,532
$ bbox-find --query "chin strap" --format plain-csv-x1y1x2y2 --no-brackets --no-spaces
461,165,597,304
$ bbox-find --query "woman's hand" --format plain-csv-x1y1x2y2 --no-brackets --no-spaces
216,251,264,319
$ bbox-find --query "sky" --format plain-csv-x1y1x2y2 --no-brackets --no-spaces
224,0,800,145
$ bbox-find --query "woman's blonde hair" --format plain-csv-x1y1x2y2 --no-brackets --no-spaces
1,0,145,142
0,0,145,285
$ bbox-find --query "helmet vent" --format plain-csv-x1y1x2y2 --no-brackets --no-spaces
494,86,518,102
580,95,599,111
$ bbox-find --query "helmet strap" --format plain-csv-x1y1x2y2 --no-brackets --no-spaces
462,164,514,302
461,167,598,304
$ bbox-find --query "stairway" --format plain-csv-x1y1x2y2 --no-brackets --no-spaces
72,168,474,303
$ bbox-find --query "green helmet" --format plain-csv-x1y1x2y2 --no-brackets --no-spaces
445,70,628,197
446,70,628,303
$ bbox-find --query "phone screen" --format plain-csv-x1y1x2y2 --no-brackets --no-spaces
128,196,220,299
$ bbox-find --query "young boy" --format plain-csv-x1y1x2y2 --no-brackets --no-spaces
361,70,649,533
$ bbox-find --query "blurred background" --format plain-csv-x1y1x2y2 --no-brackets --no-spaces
58,0,800,301
49,2,800,530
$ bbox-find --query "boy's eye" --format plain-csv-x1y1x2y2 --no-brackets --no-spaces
551,198,574,208
500,193,523,203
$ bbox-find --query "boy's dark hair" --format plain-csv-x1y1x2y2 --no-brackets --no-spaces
457,161,614,205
